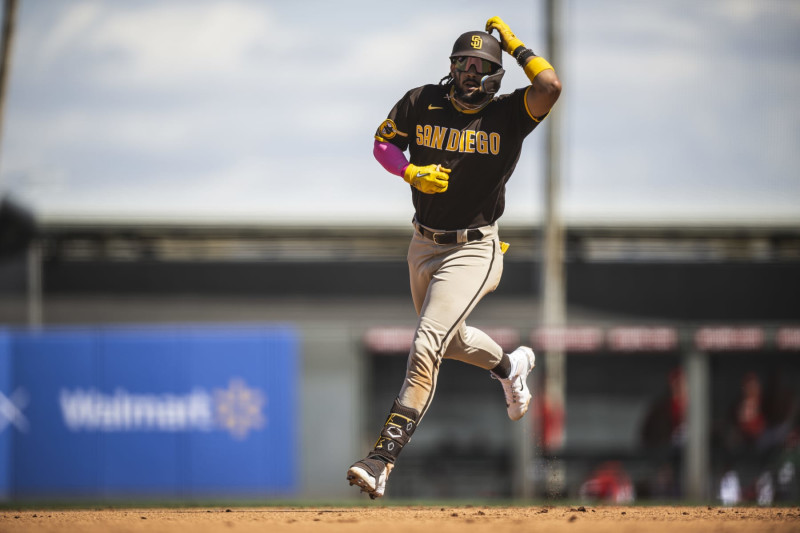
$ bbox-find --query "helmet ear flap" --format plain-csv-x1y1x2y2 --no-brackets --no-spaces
480,68,505,96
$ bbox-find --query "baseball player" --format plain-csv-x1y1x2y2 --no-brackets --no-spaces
347,16,561,499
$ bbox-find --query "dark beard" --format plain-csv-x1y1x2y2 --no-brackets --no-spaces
454,83,488,105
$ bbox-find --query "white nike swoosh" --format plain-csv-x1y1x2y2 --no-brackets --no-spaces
415,172,430,178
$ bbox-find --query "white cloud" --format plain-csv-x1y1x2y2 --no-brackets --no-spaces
714,0,800,24
2,0,798,224
35,1,104,68
559,0,800,220
85,3,278,87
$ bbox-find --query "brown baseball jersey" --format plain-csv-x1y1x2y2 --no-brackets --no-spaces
375,84,541,230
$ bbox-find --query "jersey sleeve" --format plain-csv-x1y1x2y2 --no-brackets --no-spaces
523,86,551,124
505,87,540,140
374,89,418,152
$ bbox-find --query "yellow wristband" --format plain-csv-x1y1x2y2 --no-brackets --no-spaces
522,56,554,82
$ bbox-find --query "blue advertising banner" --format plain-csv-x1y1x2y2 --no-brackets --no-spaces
0,330,12,499
2,324,298,500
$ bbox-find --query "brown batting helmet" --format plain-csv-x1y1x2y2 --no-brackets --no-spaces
449,31,503,67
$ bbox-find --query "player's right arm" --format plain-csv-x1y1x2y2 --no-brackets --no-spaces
373,115,449,194
373,140,450,194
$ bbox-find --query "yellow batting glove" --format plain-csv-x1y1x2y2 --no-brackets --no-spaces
403,163,450,194
485,16,525,55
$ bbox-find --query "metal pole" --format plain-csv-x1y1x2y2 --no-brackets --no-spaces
684,350,710,502
0,0,18,165
517,0,566,500
26,238,42,328
0,1,33,327
543,0,565,325
512,389,533,499
537,0,567,499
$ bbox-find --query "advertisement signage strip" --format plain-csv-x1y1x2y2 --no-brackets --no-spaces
6,325,298,499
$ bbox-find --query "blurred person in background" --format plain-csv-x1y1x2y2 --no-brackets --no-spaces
717,370,797,505
760,370,797,454
640,367,688,450
756,370,798,504
772,416,800,502
578,461,635,504
718,372,765,504
732,372,766,448
639,367,687,499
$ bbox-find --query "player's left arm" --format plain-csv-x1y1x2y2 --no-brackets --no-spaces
486,16,562,120
521,61,561,119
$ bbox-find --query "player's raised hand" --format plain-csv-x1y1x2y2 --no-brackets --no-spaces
403,163,451,194
485,16,524,55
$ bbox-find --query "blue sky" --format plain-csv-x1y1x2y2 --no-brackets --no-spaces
0,0,798,225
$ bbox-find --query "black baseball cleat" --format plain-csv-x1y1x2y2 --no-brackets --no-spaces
347,456,393,499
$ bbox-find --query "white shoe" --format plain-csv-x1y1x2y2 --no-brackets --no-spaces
492,346,535,421
347,457,394,499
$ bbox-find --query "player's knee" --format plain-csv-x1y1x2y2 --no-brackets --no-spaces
411,321,447,362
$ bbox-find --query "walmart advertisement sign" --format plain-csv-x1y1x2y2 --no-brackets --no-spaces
0,325,298,500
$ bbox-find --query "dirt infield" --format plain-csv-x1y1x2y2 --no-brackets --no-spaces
1,505,798,533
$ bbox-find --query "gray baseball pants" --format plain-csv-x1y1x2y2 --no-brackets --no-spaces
397,220,506,419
